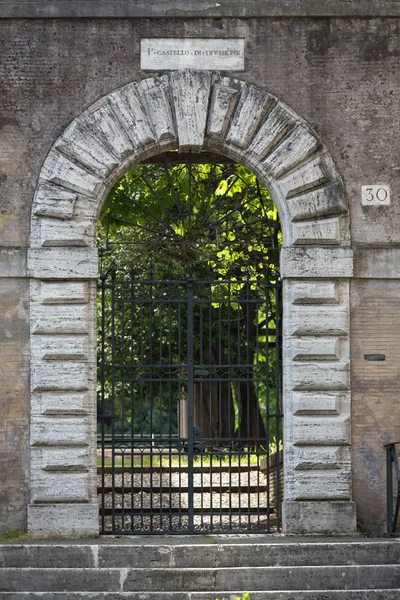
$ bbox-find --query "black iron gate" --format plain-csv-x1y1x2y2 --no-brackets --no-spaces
98,264,282,534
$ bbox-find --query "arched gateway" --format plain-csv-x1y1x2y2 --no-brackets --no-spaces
28,70,355,535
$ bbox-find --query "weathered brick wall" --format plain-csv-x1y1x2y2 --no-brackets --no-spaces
351,280,400,534
0,280,30,530
1,12,400,533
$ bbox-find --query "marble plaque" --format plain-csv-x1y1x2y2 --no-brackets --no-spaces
141,38,245,71
361,184,390,206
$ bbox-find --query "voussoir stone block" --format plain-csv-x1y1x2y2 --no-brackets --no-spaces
292,217,340,245
279,155,332,198
264,125,319,178
37,217,93,247
289,181,347,221
40,151,102,197
56,119,119,179
110,82,156,149
33,182,78,220
140,76,176,143
226,83,275,149
207,82,239,140
171,70,211,152
247,103,295,160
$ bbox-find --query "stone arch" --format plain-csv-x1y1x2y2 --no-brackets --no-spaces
28,70,355,535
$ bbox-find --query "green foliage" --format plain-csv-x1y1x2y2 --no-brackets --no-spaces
97,161,282,447
98,162,281,276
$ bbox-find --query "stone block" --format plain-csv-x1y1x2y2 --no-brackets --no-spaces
279,155,332,198
31,446,89,472
286,470,352,500
56,120,118,179
140,76,176,142
290,307,348,336
264,125,319,178
293,446,351,470
31,334,89,361
292,217,340,245
292,415,350,445
31,471,89,503
28,248,98,279
37,217,93,247
293,392,343,415
85,102,133,162
283,500,357,535
281,247,353,278
226,83,274,149
291,280,339,305
30,416,89,446
247,103,294,160
33,182,77,220
31,362,89,392
292,362,349,390
40,151,101,197
170,70,211,152
39,281,89,304
291,337,340,361
207,83,239,140
289,181,347,221
31,304,89,334
110,82,156,149
27,503,99,536
31,391,90,416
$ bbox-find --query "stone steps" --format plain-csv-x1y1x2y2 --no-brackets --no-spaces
0,540,399,597
0,593,400,600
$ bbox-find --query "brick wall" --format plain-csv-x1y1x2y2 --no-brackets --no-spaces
0,280,30,530
351,279,400,534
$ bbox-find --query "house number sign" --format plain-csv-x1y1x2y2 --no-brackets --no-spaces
361,185,390,206
140,38,245,71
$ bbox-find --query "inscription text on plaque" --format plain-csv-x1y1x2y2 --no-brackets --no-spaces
140,38,245,71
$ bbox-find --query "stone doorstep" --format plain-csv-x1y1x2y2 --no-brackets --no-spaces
1,564,400,593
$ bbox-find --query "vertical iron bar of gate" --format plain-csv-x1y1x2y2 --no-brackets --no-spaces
100,274,106,533
187,276,195,531
386,444,394,535
275,281,281,531
110,267,117,532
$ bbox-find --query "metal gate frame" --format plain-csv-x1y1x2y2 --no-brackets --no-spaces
98,264,283,534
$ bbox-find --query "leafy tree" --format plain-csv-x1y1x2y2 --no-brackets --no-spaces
97,159,282,449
